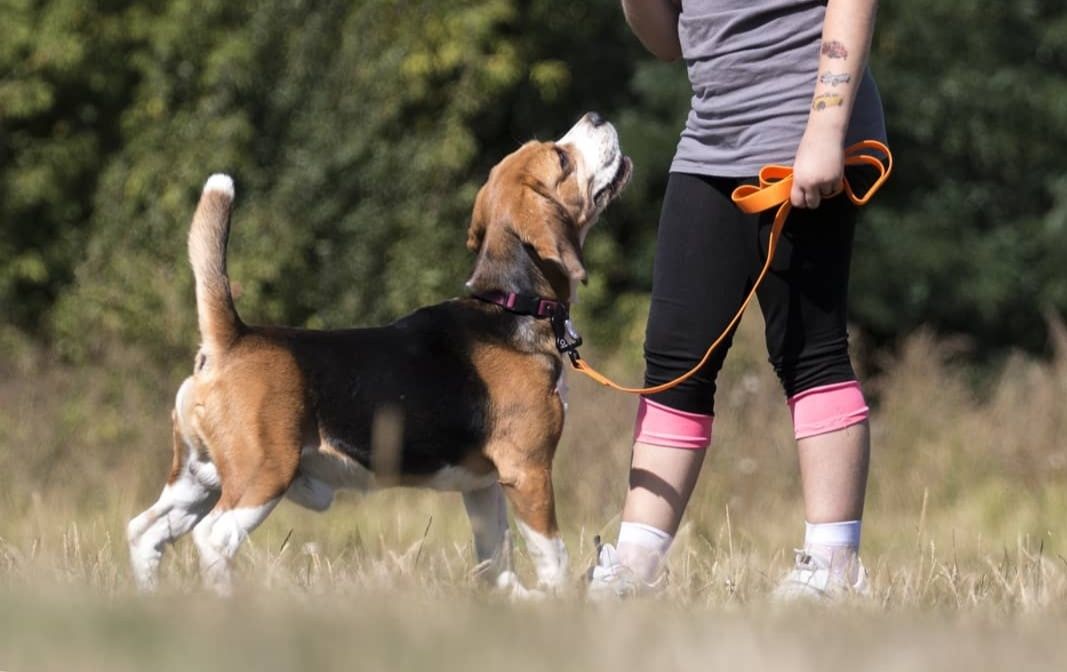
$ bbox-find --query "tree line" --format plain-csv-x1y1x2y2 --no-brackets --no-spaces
2,0,1065,363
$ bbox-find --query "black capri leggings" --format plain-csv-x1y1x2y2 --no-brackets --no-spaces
643,170,863,415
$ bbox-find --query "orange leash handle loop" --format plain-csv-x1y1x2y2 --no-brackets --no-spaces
572,140,892,395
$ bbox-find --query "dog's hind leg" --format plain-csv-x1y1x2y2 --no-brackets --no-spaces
190,435,300,595
192,495,281,596
127,408,220,591
462,482,510,585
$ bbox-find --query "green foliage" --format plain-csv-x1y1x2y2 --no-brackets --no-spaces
2,0,1066,362
0,0,140,334
3,0,646,360
857,0,1067,354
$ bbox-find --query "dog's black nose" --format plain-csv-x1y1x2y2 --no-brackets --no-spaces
586,111,606,127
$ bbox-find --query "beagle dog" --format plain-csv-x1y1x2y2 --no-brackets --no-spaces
126,112,632,594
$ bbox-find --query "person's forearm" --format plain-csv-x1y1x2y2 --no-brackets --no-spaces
805,0,878,142
621,0,682,62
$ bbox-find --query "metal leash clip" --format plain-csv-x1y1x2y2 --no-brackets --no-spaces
550,310,583,365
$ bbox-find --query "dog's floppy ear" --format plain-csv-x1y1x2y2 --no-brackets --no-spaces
467,184,490,253
513,198,587,283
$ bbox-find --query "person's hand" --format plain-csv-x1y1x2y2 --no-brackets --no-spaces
790,129,845,209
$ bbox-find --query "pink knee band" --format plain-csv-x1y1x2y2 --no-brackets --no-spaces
788,381,869,440
633,398,713,449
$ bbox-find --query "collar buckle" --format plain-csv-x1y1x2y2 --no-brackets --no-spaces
471,290,584,364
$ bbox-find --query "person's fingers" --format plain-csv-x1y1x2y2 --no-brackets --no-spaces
793,182,821,209
820,179,844,198
793,178,842,209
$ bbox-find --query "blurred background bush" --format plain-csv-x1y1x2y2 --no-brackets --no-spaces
3,0,1067,365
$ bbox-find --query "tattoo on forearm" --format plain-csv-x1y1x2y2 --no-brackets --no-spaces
821,40,849,59
812,93,844,111
819,71,851,87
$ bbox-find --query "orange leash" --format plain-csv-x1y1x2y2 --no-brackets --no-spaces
571,140,893,395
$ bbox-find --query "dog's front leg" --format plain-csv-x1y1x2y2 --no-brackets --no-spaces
499,465,569,591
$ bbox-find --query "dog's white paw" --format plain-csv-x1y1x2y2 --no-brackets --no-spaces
495,570,520,590
495,570,547,601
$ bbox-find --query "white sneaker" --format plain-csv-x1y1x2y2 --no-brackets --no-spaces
586,537,665,601
772,548,869,601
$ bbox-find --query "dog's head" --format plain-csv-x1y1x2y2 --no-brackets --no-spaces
466,112,632,294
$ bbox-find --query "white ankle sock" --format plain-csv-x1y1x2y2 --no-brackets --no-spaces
804,519,861,548
803,520,862,581
616,521,673,583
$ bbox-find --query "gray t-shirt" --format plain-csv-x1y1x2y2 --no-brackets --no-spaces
671,0,887,177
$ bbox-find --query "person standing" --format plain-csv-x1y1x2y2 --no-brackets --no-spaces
589,0,886,599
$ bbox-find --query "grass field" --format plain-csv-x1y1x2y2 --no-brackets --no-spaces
2,313,1066,670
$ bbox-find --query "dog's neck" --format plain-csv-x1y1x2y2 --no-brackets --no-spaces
466,232,573,304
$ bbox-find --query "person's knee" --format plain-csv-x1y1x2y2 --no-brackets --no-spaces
633,397,714,449
787,380,869,440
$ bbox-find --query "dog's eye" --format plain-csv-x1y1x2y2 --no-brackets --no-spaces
555,146,571,174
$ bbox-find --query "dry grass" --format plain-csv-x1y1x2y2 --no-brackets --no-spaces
1,313,1067,670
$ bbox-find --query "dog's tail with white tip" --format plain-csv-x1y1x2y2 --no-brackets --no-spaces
188,174,243,353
